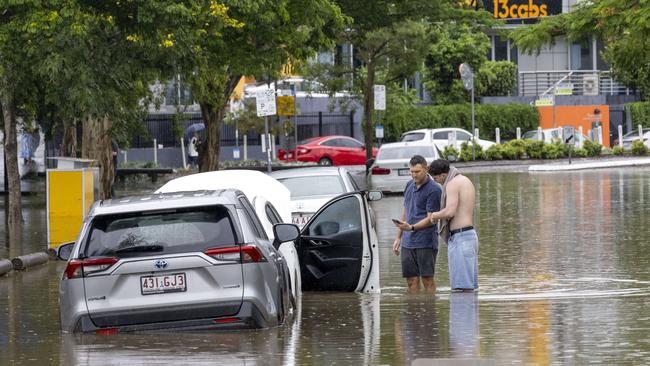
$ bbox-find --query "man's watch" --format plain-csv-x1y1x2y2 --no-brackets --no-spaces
411,225,416,232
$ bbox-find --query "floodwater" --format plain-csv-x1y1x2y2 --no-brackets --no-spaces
2,168,650,365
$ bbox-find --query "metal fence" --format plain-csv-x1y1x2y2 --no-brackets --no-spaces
518,70,635,97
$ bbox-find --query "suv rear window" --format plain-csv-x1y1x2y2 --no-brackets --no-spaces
400,133,425,142
377,146,435,160
84,205,236,258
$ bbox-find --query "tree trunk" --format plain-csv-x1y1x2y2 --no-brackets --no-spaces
61,120,77,157
1,97,23,225
81,116,113,199
364,61,375,162
198,102,222,172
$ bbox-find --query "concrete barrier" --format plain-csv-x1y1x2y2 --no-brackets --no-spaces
0,259,12,276
11,252,49,270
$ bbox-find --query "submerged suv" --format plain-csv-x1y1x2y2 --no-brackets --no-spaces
58,190,299,332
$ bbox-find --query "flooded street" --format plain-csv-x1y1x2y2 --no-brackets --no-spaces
2,168,650,365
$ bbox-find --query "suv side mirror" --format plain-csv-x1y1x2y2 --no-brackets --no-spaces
56,242,76,261
272,223,300,250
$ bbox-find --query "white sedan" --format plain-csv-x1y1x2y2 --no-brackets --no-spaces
269,166,362,227
400,128,495,152
368,140,438,194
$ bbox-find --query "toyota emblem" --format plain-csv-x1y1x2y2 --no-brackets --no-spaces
154,260,168,269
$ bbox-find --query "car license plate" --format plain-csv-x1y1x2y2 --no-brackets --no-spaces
140,273,186,295
292,214,312,227
398,169,410,176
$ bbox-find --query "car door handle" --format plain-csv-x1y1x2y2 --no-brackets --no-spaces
309,239,331,247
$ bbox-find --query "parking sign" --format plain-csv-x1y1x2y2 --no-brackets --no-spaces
256,89,276,117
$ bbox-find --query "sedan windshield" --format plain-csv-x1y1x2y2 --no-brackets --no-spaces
84,205,236,258
377,146,435,160
278,175,346,198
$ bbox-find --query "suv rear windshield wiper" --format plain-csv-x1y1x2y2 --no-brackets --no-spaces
112,244,164,254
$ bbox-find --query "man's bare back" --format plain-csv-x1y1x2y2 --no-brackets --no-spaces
445,174,475,230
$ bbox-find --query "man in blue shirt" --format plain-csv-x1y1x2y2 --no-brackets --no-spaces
392,155,442,293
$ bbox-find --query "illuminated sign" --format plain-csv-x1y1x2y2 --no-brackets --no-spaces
483,0,561,21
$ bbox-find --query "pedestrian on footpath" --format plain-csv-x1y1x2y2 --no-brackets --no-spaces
392,155,442,294
428,159,479,292
188,132,199,168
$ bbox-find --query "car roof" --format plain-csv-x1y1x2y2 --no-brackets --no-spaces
156,170,292,222
269,166,346,179
89,190,238,217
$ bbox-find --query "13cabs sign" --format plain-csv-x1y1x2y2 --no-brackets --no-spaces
483,0,561,20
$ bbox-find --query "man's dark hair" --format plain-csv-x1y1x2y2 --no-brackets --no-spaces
409,155,427,167
428,159,450,176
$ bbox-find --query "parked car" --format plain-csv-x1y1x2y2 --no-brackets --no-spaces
57,173,382,333
620,128,650,149
400,128,495,151
368,140,439,194
270,167,362,228
280,135,378,166
522,127,590,148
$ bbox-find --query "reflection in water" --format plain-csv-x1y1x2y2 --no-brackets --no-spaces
449,292,480,358
393,296,441,365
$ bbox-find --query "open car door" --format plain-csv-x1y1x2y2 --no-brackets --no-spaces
298,191,380,293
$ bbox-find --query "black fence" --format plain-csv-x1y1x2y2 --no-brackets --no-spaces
130,111,357,148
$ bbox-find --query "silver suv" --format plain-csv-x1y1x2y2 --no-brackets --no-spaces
57,189,299,333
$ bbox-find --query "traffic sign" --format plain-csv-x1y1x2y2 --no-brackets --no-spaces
256,89,276,117
374,85,386,111
277,95,295,116
459,63,474,91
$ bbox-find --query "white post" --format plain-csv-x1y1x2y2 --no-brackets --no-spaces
153,138,157,165
495,128,500,144
639,124,644,139
516,127,521,140
122,150,128,164
598,126,603,145
261,133,267,153
579,126,584,139
474,128,479,138
243,135,248,160
618,125,623,148
180,137,187,169
271,134,276,160
537,127,543,141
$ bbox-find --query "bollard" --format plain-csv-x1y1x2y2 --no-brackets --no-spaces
495,128,500,145
11,252,49,271
0,259,12,276
516,127,521,140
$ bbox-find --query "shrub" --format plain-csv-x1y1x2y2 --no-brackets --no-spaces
583,140,603,157
543,141,566,159
485,144,504,160
572,148,589,157
612,146,625,155
459,141,485,161
441,145,460,161
631,140,649,155
524,139,544,159
503,139,527,159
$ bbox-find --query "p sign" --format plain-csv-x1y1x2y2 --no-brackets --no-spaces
256,89,276,117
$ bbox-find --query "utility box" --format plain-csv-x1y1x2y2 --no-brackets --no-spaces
46,158,99,249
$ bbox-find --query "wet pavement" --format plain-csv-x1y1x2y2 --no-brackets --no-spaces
2,167,650,365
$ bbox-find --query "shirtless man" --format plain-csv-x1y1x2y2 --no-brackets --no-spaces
427,159,478,291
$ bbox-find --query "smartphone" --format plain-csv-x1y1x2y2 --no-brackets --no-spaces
391,218,404,225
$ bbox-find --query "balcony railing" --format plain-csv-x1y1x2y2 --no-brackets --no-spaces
518,70,635,96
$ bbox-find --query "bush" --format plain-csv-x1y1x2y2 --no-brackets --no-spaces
583,140,603,157
524,139,544,159
631,140,649,155
612,146,625,155
459,141,485,161
502,139,527,159
441,145,460,161
572,148,589,157
485,144,504,160
543,141,566,159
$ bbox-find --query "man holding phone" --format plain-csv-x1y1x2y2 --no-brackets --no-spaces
392,155,442,293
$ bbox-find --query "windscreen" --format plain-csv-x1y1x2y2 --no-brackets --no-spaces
278,176,346,198
623,128,650,138
377,146,435,160
84,205,236,258
400,133,425,142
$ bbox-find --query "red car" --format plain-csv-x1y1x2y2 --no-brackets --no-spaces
279,135,378,166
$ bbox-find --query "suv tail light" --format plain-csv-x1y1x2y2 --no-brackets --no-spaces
204,245,266,263
371,166,391,175
64,258,118,279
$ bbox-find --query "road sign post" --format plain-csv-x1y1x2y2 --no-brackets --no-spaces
256,89,276,172
459,63,475,160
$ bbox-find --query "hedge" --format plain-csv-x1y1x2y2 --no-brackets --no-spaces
384,103,539,142
629,101,650,128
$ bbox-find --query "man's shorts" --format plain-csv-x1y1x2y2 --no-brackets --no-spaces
401,247,438,278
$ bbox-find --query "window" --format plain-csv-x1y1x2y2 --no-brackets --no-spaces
400,133,425,142
265,203,283,225
571,39,593,70
238,196,267,240
306,196,361,237
338,138,363,148
346,172,361,191
376,146,435,160
278,176,346,198
84,206,236,258
321,139,342,147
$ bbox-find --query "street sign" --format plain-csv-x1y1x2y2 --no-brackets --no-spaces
375,124,384,139
373,85,386,110
459,63,474,91
277,95,295,116
534,94,554,106
255,89,276,117
554,83,573,95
